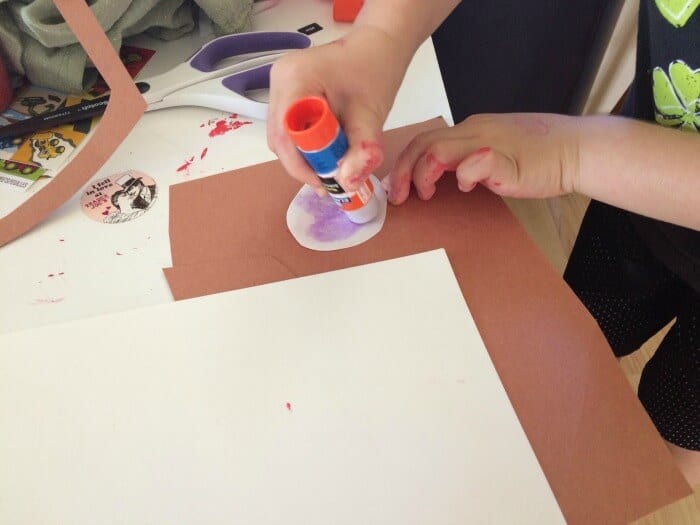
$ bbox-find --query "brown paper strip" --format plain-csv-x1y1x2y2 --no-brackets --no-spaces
0,0,146,246
164,255,298,301
164,118,691,525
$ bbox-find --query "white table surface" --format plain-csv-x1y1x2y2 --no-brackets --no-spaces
0,0,452,334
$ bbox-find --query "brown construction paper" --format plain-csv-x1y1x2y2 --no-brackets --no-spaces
164,255,298,300
0,0,146,246
164,118,691,524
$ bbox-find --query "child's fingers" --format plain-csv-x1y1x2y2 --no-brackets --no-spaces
269,126,326,192
385,129,453,204
455,147,517,195
410,139,466,200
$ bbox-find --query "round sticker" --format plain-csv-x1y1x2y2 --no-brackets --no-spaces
81,171,157,223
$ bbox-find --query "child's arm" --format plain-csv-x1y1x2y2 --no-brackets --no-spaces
382,113,700,231
576,116,700,230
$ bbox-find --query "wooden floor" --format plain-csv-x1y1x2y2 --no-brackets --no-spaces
504,195,700,524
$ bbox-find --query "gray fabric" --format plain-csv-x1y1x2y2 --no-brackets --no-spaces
0,0,253,93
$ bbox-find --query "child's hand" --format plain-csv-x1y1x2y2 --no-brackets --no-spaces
382,113,581,204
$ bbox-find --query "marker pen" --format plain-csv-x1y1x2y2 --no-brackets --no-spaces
284,96,379,224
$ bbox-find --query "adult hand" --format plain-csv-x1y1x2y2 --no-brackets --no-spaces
267,26,413,194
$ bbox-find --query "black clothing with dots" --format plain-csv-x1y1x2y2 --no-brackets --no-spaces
564,1,699,450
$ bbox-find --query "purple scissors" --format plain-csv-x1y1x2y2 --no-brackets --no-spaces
139,31,311,120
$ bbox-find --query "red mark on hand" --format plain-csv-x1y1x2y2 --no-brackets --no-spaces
426,152,450,176
359,141,383,177
285,402,292,412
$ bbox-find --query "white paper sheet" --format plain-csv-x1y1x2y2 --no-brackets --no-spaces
0,249,564,524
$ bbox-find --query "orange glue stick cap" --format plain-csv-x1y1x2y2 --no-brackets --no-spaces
284,96,340,152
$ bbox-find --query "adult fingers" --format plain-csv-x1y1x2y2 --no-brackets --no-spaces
335,102,386,192
267,59,325,191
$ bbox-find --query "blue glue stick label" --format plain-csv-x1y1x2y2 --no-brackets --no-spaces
298,128,348,175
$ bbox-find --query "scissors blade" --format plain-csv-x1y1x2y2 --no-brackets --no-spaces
140,31,310,107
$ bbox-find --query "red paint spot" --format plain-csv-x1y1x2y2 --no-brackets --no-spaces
359,141,383,177
208,117,253,137
177,159,193,172
229,113,239,119
285,402,292,412
209,119,230,137
426,152,449,175
200,147,208,159
232,120,252,130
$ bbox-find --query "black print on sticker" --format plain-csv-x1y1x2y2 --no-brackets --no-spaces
298,23,322,35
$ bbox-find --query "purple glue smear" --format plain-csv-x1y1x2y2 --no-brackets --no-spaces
296,192,361,242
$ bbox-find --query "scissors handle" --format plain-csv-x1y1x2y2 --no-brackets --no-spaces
142,31,311,106
146,63,272,120
189,31,311,72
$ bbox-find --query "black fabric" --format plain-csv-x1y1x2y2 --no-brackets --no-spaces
568,2,700,449
432,1,620,120
565,201,700,450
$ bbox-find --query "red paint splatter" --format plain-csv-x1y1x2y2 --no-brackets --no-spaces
285,402,292,412
177,158,193,172
208,116,253,137
200,147,208,159
208,119,229,137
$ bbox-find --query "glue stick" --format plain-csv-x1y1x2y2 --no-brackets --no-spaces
283,96,379,224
